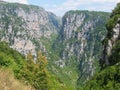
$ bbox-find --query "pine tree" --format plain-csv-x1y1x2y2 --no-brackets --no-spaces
35,51,49,90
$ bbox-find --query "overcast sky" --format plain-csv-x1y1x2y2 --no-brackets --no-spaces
3,0,120,16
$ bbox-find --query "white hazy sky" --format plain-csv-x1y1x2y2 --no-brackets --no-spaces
2,0,120,16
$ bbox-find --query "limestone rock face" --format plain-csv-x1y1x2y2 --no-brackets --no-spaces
0,2,60,56
102,20,120,66
100,2,120,68
107,23,120,55
56,11,109,84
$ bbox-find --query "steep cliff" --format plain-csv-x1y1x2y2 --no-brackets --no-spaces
83,3,120,90
53,10,109,86
101,3,120,68
0,1,60,57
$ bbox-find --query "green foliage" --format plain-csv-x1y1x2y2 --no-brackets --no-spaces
0,42,64,90
108,40,120,65
106,15,120,38
83,3,120,90
0,52,15,67
14,51,50,90
82,63,120,90
101,2,120,68
102,38,109,45
106,3,120,38
111,3,120,17
0,42,26,68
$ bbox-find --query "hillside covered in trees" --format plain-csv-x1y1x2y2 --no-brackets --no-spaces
0,42,67,90
82,3,120,90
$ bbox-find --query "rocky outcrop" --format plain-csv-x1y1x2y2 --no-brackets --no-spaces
0,1,60,56
101,19,120,67
82,3,120,90
100,3,120,68
56,11,109,85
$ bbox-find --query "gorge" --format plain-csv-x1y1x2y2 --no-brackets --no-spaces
0,1,120,90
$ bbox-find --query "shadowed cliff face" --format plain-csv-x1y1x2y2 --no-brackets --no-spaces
100,3,120,69
101,22,120,67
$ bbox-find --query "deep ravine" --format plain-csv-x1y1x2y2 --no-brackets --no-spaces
0,1,111,89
